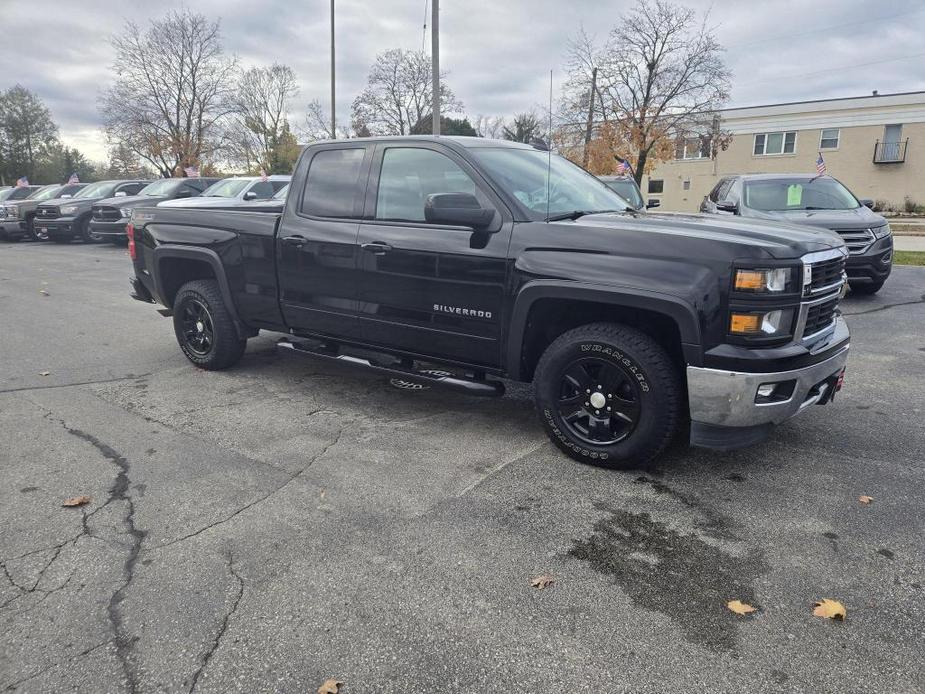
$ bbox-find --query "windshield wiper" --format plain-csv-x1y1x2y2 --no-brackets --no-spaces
547,208,625,221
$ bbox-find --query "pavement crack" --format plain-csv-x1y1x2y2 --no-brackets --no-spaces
0,372,154,395
151,427,346,552
842,295,925,316
1,638,115,691
187,551,245,693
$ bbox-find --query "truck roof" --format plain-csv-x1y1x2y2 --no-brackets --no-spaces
308,135,536,150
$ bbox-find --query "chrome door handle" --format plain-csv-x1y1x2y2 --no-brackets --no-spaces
281,235,307,247
361,242,392,255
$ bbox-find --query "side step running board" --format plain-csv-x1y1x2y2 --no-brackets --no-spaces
277,338,505,397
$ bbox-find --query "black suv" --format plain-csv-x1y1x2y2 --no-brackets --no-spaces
700,174,892,294
35,179,150,243
89,177,219,243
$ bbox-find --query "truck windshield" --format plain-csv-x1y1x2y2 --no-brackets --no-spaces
28,185,63,201
601,177,644,209
139,179,181,196
201,179,250,198
471,147,630,220
744,177,860,211
75,182,117,199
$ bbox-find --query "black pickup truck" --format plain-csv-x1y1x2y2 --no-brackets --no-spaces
128,137,851,467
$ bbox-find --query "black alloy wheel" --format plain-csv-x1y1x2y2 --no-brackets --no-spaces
556,356,641,446
179,299,215,357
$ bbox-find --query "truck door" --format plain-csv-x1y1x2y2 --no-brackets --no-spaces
277,144,370,339
355,144,512,368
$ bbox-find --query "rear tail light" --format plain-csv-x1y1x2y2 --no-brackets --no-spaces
126,223,136,260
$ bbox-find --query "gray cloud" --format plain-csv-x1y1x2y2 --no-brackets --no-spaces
2,0,924,160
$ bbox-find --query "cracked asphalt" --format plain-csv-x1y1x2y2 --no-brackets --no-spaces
1,242,924,693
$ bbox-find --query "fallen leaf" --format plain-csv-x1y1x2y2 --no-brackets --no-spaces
726,599,757,616
859,496,873,505
531,574,555,590
39,371,50,376
812,598,846,621
39,289,49,296
62,495,92,507
317,678,343,694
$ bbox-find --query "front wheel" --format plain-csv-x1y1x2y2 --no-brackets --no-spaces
849,280,885,295
79,217,100,243
533,322,683,469
172,280,247,370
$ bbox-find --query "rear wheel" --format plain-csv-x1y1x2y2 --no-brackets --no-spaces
172,280,247,370
533,322,683,469
849,280,884,295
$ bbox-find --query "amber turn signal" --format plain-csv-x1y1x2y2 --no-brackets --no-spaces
734,270,765,291
729,313,761,334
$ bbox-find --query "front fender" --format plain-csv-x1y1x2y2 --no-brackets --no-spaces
505,280,703,380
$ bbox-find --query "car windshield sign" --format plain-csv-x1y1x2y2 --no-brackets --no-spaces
744,178,860,212
471,148,630,220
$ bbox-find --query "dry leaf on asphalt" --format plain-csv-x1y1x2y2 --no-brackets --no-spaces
531,574,555,590
859,496,874,505
726,599,757,615
812,599,846,620
317,678,343,694
39,371,50,376
62,495,92,507
39,289,49,296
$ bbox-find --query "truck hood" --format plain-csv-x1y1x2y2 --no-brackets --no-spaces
576,211,844,259
744,206,888,231
95,194,168,208
158,196,247,208
39,196,99,211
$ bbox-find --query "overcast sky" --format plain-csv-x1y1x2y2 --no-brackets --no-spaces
3,0,924,161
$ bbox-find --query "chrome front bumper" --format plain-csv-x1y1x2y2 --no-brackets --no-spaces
687,324,849,431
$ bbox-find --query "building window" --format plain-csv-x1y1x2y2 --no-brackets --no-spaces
648,179,664,194
679,137,709,160
819,128,840,149
753,131,796,156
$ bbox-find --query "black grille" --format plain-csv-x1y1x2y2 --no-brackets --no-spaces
92,206,121,222
804,297,839,336
834,228,875,254
810,256,846,292
36,205,59,219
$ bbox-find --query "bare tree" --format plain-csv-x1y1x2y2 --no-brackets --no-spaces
475,115,506,139
302,99,353,141
229,63,299,172
560,1,731,182
351,49,463,136
100,9,238,178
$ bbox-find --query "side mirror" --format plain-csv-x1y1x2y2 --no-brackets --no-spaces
114,191,127,197
716,199,738,214
243,191,258,201
424,193,494,229
859,198,874,209
646,199,661,209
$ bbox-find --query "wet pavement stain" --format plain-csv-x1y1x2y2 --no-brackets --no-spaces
569,501,767,652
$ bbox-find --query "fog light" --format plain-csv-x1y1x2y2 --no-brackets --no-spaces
757,384,776,398
755,379,797,403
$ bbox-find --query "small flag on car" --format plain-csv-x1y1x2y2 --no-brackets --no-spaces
67,172,79,184
815,153,826,176
16,176,29,187
260,170,268,182
617,158,630,176
184,165,200,178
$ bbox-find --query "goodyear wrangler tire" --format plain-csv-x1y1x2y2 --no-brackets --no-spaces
533,322,682,468
172,280,247,370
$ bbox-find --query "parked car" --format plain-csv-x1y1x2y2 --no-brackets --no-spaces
700,174,892,294
0,183,86,241
0,185,43,239
127,137,850,469
598,175,659,211
89,177,220,244
157,175,290,208
34,180,151,243
235,183,289,210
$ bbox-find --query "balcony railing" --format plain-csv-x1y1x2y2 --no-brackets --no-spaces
873,139,908,164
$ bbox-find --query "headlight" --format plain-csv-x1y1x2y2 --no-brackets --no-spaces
61,205,79,215
872,223,891,239
120,208,133,218
733,268,794,293
729,308,794,337
4,205,20,219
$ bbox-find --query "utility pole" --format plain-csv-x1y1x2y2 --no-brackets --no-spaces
330,0,336,138
431,0,440,136
582,66,598,167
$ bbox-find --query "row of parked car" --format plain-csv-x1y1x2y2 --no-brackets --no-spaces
0,175,290,244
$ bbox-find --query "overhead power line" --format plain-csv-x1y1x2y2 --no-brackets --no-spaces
745,51,925,85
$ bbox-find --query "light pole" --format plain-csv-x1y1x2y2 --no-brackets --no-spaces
330,0,336,138
431,0,439,136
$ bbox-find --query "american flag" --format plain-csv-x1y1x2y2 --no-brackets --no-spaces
259,170,268,182
67,173,79,184
184,165,200,178
617,159,630,175
815,153,826,176
16,176,29,187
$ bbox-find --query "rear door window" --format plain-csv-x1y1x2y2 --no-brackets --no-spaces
300,148,367,218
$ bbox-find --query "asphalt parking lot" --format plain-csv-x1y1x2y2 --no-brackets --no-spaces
1,241,923,693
